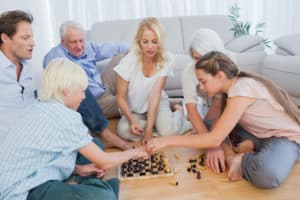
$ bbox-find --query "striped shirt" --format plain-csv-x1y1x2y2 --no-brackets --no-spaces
0,100,92,200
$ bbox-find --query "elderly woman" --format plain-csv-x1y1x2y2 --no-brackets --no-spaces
115,17,191,145
0,59,147,200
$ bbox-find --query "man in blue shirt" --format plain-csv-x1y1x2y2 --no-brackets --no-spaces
43,20,132,150
43,20,128,118
0,10,35,140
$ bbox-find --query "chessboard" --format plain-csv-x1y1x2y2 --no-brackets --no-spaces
118,152,174,181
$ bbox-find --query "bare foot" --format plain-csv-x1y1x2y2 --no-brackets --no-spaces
99,128,134,150
234,139,254,153
120,142,135,150
222,143,236,167
190,128,198,135
228,153,244,181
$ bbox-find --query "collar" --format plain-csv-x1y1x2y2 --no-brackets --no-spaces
60,44,87,59
0,50,28,69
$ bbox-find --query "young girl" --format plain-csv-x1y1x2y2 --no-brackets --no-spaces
0,58,147,200
182,28,235,173
115,17,191,145
146,51,300,189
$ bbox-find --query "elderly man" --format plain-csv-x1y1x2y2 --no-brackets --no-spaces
43,20,128,118
43,20,132,150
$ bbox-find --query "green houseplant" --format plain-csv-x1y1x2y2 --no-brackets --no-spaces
228,3,271,48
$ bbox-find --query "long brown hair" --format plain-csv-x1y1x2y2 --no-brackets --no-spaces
195,51,300,125
134,17,167,70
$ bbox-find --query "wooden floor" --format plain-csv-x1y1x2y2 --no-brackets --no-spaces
107,118,300,200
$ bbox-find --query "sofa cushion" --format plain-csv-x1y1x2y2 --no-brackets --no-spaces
225,35,264,53
181,15,233,52
235,51,266,74
89,19,140,45
159,17,184,53
89,17,184,54
275,47,292,56
274,34,300,55
164,54,191,97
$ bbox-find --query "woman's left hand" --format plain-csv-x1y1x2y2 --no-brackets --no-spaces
142,132,152,146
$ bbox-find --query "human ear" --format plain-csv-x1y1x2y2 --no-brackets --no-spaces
63,89,71,96
216,71,226,80
1,33,10,43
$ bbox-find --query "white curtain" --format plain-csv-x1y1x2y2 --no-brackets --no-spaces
47,0,300,46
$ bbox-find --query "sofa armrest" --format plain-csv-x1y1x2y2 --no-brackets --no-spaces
263,55,300,105
274,34,300,56
225,35,264,53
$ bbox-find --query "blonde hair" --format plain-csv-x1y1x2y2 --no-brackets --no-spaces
195,51,300,125
134,17,167,69
39,58,88,102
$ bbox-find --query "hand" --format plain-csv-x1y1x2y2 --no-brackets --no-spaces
73,164,106,178
130,123,144,136
146,137,168,154
133,146,149,159
205,146,226,174
141,131,152,146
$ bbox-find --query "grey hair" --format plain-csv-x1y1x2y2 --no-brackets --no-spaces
60,20,84,39
189,28,236,62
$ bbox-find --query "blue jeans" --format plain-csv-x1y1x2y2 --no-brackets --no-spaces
77,89,109,135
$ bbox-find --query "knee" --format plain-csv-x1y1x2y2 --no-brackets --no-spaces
117,122,140,141
244,157,283,189
156,124,176,136
117,122,130,139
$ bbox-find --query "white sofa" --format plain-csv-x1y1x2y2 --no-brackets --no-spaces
87,15,266,98
263,33,300,106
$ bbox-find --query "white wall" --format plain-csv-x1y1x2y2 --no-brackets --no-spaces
0,0,52,90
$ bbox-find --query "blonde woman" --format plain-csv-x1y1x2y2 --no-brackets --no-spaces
115,17,191,145
147,51,300,189
0,59,147,200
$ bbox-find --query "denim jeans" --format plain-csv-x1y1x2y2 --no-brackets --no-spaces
77,89,109,135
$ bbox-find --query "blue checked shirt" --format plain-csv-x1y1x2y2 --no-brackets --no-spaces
43,42,128,98
0,100,92,200
0,51,35,141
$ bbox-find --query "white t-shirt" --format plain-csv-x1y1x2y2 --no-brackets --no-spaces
114,52,174,114
181,61,210,117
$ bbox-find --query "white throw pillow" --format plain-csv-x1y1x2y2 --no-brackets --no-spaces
274,34,300,56
225,35,264,53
